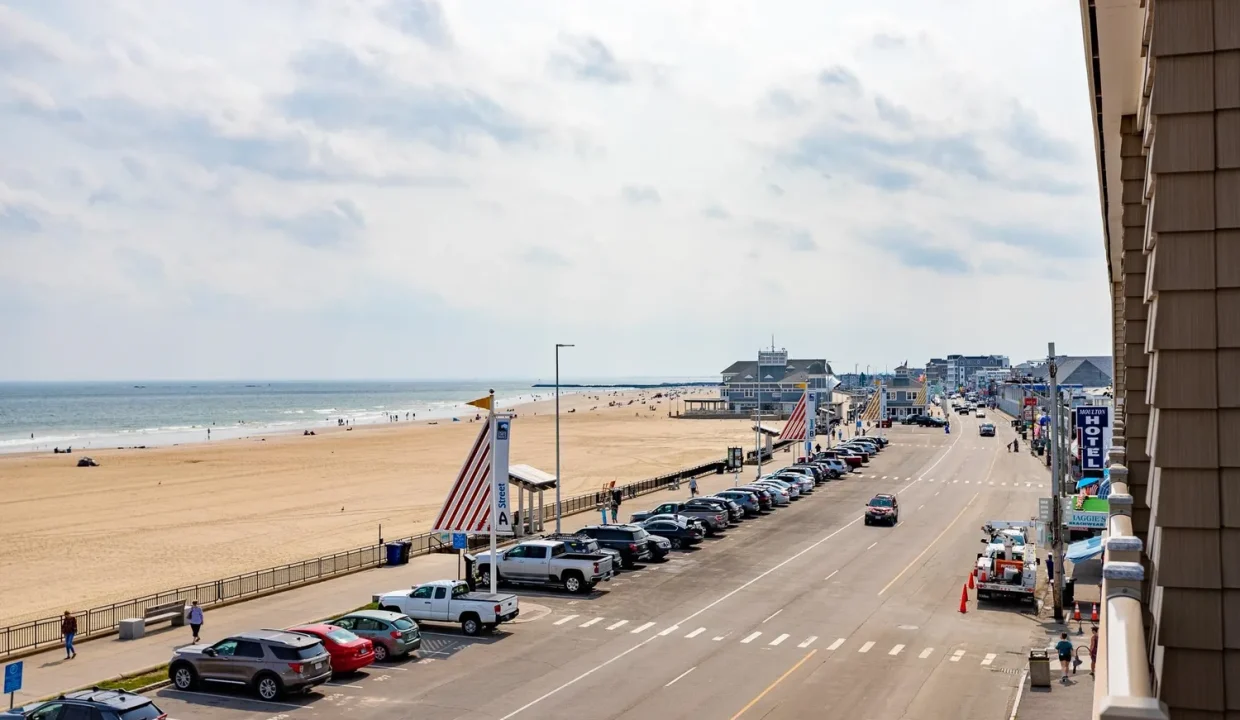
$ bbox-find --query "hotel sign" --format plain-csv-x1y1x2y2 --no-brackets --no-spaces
1076,406,1111,472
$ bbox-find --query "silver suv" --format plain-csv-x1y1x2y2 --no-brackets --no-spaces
168,629,332,700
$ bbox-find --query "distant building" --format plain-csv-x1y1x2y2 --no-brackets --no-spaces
882,364,928,419
926,358,948,384
720,349,834,414
1012,356,1113,388
945,354,1010,388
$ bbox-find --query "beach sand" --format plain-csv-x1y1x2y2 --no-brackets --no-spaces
0,388,758,625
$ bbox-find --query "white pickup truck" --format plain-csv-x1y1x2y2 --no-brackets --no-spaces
475,539,614,594
377,579,520,636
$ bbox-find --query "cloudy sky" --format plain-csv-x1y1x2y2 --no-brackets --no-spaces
0,0,1109,382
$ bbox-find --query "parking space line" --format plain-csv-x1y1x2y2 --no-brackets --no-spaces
665,666,696,687
741,631,762,644
658,625,680,636
981,653,997,666
160,690,305,711
326,682,364,688
579,617,602,627
951,650,966,662
606,620,629,630
858,641,875,653
798,635,816,648
889,644,904,656
919,648,934,659
866,541,878,550
555,615,579,626
763,609,782,623
824,569,838,582
769,633,789,646
686,627,706,638
713,634,728,641
631,621,656,634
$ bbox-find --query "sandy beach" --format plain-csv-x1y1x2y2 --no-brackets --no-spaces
0,388,758,625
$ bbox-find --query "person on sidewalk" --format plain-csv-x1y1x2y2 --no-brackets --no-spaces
61,611,77,659
610,488,622,523
1055,632,1074,683
188,600,204,643
1089,625,1099,677
688,477,699,498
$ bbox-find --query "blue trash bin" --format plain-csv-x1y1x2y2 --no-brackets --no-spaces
385,542,405,566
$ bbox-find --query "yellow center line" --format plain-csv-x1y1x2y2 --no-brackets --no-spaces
878,492,979,596
728,649,817,720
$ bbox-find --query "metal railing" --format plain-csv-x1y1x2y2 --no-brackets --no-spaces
0,447,777,658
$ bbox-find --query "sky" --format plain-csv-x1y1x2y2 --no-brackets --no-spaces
0,0,1111,382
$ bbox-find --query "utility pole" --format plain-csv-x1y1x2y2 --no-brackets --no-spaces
554,343,574,533
1048,342,1065,623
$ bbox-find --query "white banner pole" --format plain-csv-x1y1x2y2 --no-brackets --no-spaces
488,389,497,595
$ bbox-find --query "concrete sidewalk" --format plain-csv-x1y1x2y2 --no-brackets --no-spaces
5,461,777,704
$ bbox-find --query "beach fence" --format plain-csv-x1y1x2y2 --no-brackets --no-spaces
0,443,790,659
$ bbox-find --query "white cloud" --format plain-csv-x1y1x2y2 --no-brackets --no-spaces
0,0,1110,381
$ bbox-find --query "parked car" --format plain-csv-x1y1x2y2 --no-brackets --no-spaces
975,409,986,418
645,532,672,560
826,450,865,468
328,610,422,661
757,477,801,499
168,629,332,700
286,623,374,675
630,501,728,534
864,494,900,527
770,473,813,494
376,579,520,635
473,539,613,594
695,496,744,522
845,439,881,453
731,485,774,510
713,489,762,516
1,689,166,720
902,414,928,425
979,423,996,437
577,524,653,568
636,517,704,549
781,465,822,484
743,483,789,506
541,532,624,571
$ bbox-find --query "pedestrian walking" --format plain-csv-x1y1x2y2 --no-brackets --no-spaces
1046,553,1055,583
188,600,204,643
689,477,698,498
61,610,77,659
1055,632,1074,683
1089,626,1099,677
610,488,623,523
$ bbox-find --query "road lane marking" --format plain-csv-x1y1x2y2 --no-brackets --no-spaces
498,514,864,720
982,653,997,666
658,625,680,636
631,622,656,634
879,492,980,596
882,476,888,479
989,481,994,485
665,667,696,687
889,644,904,656
763,609,782,623
686,627,706,638
555,615,579,626
1025,482,1032,487
918,504,924,510
964,480,970,484
741,631,762,644
727,650,817,720
951,650,966,662
326,682,365,688
799,636,817,648
770,634,789,646
824,569,839,581
606,620,628,630
713,634,729,641
859,641,875,653
579,617,602,628
919,648,934,659
160,690,304,711
935,491,940,496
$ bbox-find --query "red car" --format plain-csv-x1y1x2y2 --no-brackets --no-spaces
288,623,375,674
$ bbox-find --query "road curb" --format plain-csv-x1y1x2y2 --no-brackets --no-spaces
1008,665,1029,720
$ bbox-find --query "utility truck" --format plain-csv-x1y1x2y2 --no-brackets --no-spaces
973,521,1037,603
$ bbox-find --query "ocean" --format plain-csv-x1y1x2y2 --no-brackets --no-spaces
0,380,619,454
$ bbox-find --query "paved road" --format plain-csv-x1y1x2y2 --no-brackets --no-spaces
151,411,1049,720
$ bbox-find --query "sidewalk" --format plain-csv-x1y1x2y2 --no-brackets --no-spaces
1015,591,1095,720
4,463,770,704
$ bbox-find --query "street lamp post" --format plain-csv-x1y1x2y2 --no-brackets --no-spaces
554,343,574,533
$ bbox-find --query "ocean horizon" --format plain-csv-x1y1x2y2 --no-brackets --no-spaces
0,378,714,454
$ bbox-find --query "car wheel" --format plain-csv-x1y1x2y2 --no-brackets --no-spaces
170,663,197,691
461,614,482,636
254,672,284,701
563,573,583,594
478,566,492,587
670,538,682,549
372,642,389,662
864,517,871,526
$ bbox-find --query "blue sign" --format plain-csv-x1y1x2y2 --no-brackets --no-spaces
451,532,468,550
855,420,862,429
4,661,22,695
1076,406,1111,472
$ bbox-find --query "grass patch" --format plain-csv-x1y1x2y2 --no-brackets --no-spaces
97,666,169,692
355,601,379,611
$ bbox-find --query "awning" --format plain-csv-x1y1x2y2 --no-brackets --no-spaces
1076,475,1101,490
1066,536,1105,564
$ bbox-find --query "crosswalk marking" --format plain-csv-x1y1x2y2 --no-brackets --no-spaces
964,480,970,484
882,476,888,479
554,615,579,626
606,620,628,631
989,481,994,485
919,648,934,659
952,479,959,484
770,634,789,646
799,636,817,648
631,622,656,634
981,653,996,666
741,632,762,644
859,641,875,653
827,638,845,651
951,650,966,662
685,627,705,639
889,644,904,656
1025,482,1032,487
658,625,680,636
579,617,602,628
712,634,727,641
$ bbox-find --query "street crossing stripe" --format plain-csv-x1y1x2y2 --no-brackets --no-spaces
919,648,934,659
658,625,680,636
579,617,602,627
741,631,762,644
554,615,579,626
951,650,966,662
981,653,996,666
686,627,705,638
712,635,727,641
799,636,817,648
889,644,904,656
606,620,628,630
770,634,789,646
859,641,875,653
631,622,655,634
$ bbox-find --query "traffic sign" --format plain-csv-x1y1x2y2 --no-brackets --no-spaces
1024,397,1037,407
452,532,468,550
4,661,22,695
1038,497,1052,523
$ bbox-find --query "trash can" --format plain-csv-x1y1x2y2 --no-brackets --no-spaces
385,541,409,566
1028,649,1052,688
399,540,412,563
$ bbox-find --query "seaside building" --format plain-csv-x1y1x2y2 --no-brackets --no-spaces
1012,356,1114,388
718,348,834,415
926,358,949,384
879,364,928,420
944,354,1011,389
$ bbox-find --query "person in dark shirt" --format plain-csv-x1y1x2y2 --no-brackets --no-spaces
1055,632,1074,683
61,610,78,659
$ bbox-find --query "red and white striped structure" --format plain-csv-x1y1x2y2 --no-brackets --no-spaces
431,421,494,533
779,390,809,442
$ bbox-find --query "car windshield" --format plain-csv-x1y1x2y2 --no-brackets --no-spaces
392,617,416,631
273,643,325,660
869,497,894,507
327,628,359,644
633,528,650,540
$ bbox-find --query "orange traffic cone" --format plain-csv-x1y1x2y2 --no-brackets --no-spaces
1090,603,1099,623
1072,602,1082,622
979,569,987,583
968,572,975,589
959,584,969,614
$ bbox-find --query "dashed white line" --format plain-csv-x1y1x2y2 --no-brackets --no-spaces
799,636,817,648
763,609,783,623
685,627,706,639
579,617,602,628
919,648,934,659
889,644,905,656
665,666,696,687
859,641,875,653
882,475,888,479
658,625,680,636
555,615,579,626
741,631,762,644
827,638,846,651
951,649,966,662
770,633,790,646
918,504,925,510
606,620,628,631
824,569,839,582
866,541,878,550
631,622,656,634
712,634,728,642
982,653,997,666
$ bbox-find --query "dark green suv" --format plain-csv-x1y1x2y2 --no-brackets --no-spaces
2,689,165,720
